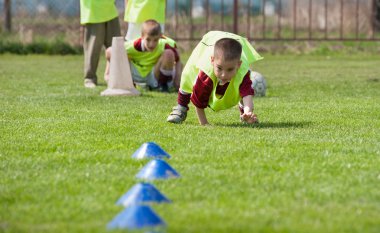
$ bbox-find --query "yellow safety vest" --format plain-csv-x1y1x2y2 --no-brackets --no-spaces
125,36,176,77
80,0,118,24
124,0,166,23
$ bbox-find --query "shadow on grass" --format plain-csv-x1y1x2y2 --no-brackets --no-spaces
139,92,177,98
215,121,312,129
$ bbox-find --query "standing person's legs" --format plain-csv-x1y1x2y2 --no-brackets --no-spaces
83,23,105,87
103,17,121,83
104,17,121,48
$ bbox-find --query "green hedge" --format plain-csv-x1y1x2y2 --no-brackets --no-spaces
0,40,82,55
1,39,379,56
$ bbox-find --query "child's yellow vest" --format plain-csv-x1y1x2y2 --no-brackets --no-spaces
180,31,263,111
124,0,166,23
80,0,118,24
125,37,176,77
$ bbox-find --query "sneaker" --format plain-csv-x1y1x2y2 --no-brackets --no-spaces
167,106,187,123
84,79,96,88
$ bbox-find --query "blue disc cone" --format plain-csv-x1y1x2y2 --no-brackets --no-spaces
136,159,180,180
116,182,171,207
107,205,166,230
132,142,171,160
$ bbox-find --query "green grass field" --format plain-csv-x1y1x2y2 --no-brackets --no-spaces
1,53,379,233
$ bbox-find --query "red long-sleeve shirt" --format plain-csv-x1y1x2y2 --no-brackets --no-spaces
190,70,254,109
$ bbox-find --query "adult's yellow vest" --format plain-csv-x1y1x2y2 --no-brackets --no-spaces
125,36,176,77
80,0,118,24
124,0,166,23
181,31,263,111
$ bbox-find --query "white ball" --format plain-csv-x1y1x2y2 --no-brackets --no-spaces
250,71,267,97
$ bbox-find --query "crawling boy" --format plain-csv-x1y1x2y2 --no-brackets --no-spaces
167,31,263,125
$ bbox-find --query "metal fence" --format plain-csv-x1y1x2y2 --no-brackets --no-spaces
1,0,379,47
166,0,380,41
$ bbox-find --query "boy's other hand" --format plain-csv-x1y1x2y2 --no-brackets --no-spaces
241,112,259,124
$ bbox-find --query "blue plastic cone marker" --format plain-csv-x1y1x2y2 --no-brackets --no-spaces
132,142,171,160
107,205,166,230
116,182,171,207
136,159,180,180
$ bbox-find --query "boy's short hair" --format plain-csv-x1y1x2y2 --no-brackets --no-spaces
214,38,242,61
142,19,162,37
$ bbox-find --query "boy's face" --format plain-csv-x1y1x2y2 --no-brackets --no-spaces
211,55,242,84
142,34,161,52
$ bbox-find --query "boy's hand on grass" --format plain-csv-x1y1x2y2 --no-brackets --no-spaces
241,112,259,124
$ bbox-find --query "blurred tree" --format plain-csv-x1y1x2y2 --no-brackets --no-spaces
374,0,380,30
4,0,11,32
